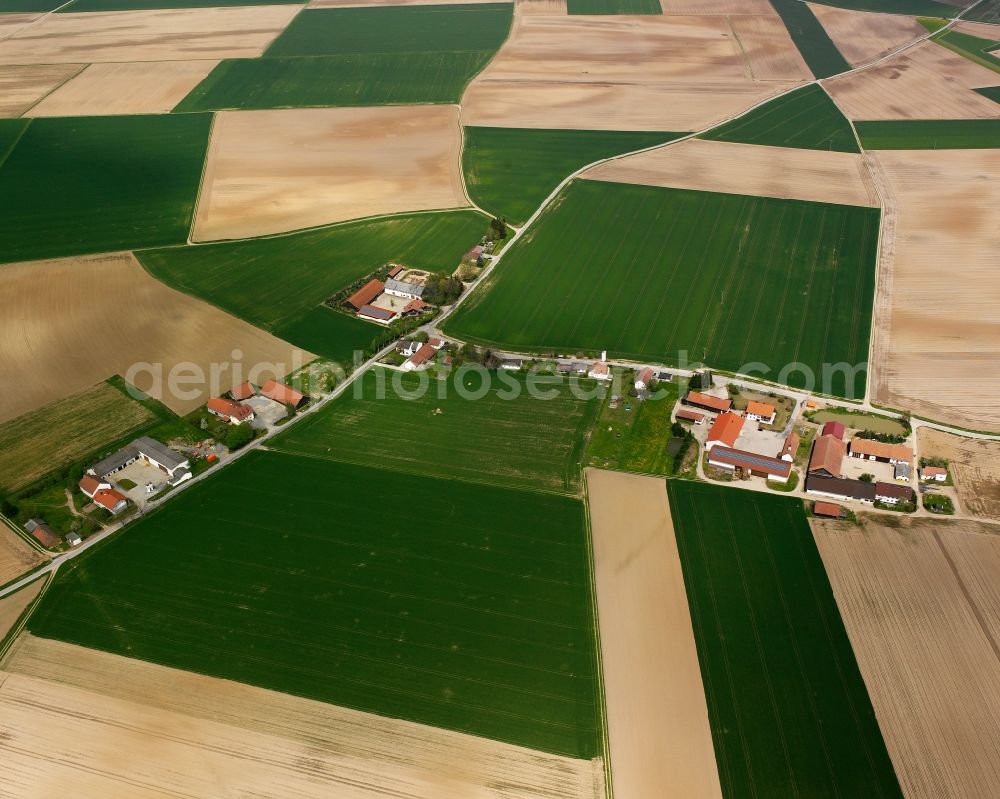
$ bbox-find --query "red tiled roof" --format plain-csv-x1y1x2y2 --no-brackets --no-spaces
93,487,127,512
403,299,427,314
637,367,654,383
388,265,404,278
809,434,845,477
260,379,304,407
685,391,731,412
746,400,775,418
346,279,384,310
849,438,912,462
408,342,437,366
781,432,800,459
813,501,843,518
79,475,102,497
231,381,255,400
676,408,704,423
707,411,744,448
590,362,610,376
207,397,253,422
922,466,947,478
876,481,914,501
707,446,791,479
30,524,60,548
822,421,846,440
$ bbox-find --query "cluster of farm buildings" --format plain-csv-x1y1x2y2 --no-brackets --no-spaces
346,265,432,325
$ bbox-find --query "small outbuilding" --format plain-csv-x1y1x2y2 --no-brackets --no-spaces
921,466,947,482
813,501,844,519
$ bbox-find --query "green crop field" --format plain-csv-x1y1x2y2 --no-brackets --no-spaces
174,51,495,111
932,29,1000,75
28,450,601,758
463,127,682,225
60,0,299,9
0,114,211,265
0,381,154,493
265,4,512,57
768,0,850,79
856,119,1000,149
809,0,960,16
272,306,377,364
0,119,28,165
701,85,859,152
270,367,602,494
976,85,1000,105
668,481,903,798
138,211,486,358
567,0,661,14
445,180,879,398
0,0,61,10
964,0,1000,23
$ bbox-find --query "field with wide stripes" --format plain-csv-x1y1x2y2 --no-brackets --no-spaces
446,179,880,398
27,449,602,759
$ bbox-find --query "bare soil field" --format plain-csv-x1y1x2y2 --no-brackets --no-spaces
660,0,774,13
193,106,468,241
0,13,40,41
28,60,219,117
954,20,1000,39
825,41,1000,119
584,138,878,206
919,428,1000,522
0,531,46,590
0,578,44,645
812,514,1000,799
515,0,567,14
308,0,500,6
0,635,605,799
867,150,1000,431
807,3,926,67
0,63,83,117
0,6,300,65
462,14,803,130
586,468,722,799
729,13,811,81
0,252,310,422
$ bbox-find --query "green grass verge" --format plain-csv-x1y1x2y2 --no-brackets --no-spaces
916,15,948,33
932,28,1000,74
265,4,513,57
668,481,903,798
59,0,298,9
137,210,486,352
270,367,602,495
809,0,961,16
701,85,859,152
445,180,879,399
767,0,851,79
29,450,602,758
567,0,661,13
964,0,1000,23
462,127,683,225
0,114,211,265
174,51,495,111
856,118,1000,149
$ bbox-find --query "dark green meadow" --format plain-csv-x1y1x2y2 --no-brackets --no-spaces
964,0,1000,23
976,85,1000,105
463,126,683,225
29,450,601,758
175,4,512,111
567,0,661,14
856,119,1000,149
0,119,29,164
270,367,602,495
767,0,850,79
445,180,879,398
668,481,903,798
137,211,485,349
0,114,211,265
701,85,858,152
272,306,376,364
0,0,61,10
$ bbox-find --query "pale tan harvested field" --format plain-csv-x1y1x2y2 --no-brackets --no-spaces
0,6,301,65
515,0,567,14
807,3,926,66
584,138,878,207
868,150,1000,432
0,635,605,799
919,428,1000,522
0,579,45,645
0,12,40,41
729,14,811,80
462,14,803,130
954,20,1000,40
0,63,83,117
586,468,723,799
812,514,1000,799
0,531,46,590
193,105,468,241
660,0,774,13
825,41,1000,119
28,60,219,117
0,252,311,422
308,0,500,6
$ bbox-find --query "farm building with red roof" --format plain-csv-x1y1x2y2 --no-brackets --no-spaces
685,391,731,413
822,420,846,440
346,279,385,310
260,379,305,407
230,381,255,401
705,411,744,450
207,397,254,425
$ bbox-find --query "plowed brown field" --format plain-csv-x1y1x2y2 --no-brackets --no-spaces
0,531,46,589
812,514,1000,799
0,578,45,644
0,635,606,799
919,428,1000,522
0,252,311,422
0,63,82,116
808,3,926,67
